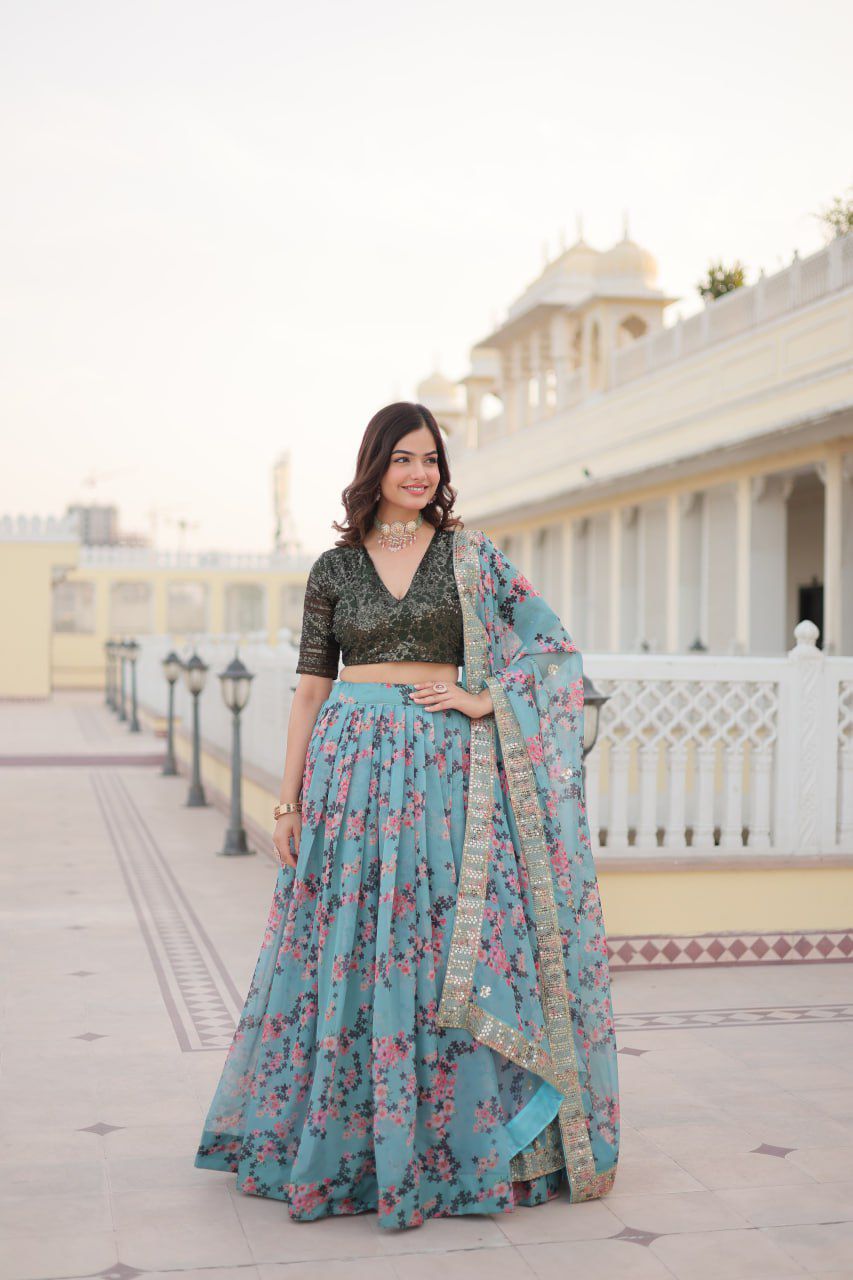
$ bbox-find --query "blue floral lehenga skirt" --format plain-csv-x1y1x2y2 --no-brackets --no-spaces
194,680,583,1228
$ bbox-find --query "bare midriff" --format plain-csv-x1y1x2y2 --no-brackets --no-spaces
339,660,460,685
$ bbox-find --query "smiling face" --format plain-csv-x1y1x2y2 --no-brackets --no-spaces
376,424,441,521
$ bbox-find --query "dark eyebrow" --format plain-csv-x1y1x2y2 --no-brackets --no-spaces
392,449,438,456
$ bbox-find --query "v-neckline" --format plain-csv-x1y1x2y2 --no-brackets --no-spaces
360,529,439,606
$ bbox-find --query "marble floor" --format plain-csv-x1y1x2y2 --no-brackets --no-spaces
1,691,852,1280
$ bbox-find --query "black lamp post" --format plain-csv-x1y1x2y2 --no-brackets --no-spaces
217,652,256,856
103,639,111,707
161,650,183,776
581,672,610,789
125,638,141,733
182,651,209,808
105,640,116,711
117,639,128,722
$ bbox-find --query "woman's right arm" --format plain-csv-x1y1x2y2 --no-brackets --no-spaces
273,674,333,868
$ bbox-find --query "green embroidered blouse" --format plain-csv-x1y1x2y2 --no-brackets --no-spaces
295,527,464,678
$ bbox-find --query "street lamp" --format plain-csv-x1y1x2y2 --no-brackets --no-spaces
217,652,256,856
117,639,128,722
103,639,111,708
581,675,607,762
105,639,117,711
125,638,141,733
161,650,183,776
182,650,209,808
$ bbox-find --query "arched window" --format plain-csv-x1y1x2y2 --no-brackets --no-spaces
589,321,602,389
109,581,154,634
167,582,208,633
53,581,95,633
617,314,648,346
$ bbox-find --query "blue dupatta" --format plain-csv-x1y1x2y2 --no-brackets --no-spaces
439,526,620,1200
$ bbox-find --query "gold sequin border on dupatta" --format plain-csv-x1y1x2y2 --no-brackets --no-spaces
437,527,607,1202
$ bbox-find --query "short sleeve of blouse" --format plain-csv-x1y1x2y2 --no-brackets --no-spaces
295,553,340,679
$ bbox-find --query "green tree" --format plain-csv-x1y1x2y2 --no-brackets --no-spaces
812,185,853,241
696,259,748,302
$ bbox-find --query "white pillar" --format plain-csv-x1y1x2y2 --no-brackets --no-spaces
679,491,702,650
703,483,738,652
842,453,853,655
589,514,610,651
638,502,667,651
819,450,853,655
560,516,574,632
518,527,535,579
749,473,789,653
621,505,639,650
608,507,622,652
665,493,681,652
820,454,841,654
735,474,751,654
572,518,590,652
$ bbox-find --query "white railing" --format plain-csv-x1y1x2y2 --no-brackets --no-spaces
81,545,313,572
133,632,301,781
585,621,853,859
0,513,80,541
129,620,853,861
611,232,853,389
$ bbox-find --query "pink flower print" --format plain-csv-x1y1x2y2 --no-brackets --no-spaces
372,1033,411,1069
345,811,366,839
473,1100,500,1133
290,1182,328,1215
392,885,414,918
526,733,545,766
381,810,402,838
475,1147,501,1175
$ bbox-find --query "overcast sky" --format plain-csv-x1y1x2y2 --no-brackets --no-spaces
2,0,851,556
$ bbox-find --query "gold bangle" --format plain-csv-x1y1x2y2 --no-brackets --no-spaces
274,801,302,819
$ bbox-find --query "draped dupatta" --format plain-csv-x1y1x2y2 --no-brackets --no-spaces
438,526,619,1201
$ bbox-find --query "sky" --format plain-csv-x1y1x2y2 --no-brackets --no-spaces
2,0,851,557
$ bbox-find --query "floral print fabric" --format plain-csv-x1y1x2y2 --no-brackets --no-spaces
195,526,620,1228
196,682,579,1226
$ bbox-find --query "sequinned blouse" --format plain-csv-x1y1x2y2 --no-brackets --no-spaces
295,527,464,678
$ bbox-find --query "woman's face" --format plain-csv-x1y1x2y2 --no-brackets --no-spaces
379,425,441,511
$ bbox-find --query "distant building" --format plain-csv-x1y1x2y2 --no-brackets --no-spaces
272,451,301,555
65,503,150,548
422,230,853,656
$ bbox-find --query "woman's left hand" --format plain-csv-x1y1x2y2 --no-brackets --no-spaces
410,680,493,719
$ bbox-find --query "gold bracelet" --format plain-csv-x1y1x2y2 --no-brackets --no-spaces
274,801,302,819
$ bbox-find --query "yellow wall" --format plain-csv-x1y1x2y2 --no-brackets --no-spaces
51,565,307,689
599,866,853,935
0,539,78,698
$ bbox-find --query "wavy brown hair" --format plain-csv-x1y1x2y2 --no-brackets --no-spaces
331,402,464,548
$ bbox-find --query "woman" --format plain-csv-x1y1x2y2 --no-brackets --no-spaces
194,402,619,1229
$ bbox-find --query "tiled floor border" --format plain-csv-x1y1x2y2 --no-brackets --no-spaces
90,769,245,1053
607,930,853,968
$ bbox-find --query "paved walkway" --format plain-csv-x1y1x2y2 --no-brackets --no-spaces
1,691,852,1280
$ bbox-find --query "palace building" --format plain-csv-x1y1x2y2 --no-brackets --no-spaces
420,229,853,656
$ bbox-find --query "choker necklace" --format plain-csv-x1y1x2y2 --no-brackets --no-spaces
373,509,424,551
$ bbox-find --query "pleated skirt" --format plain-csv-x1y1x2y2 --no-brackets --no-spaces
194,679,565,1229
